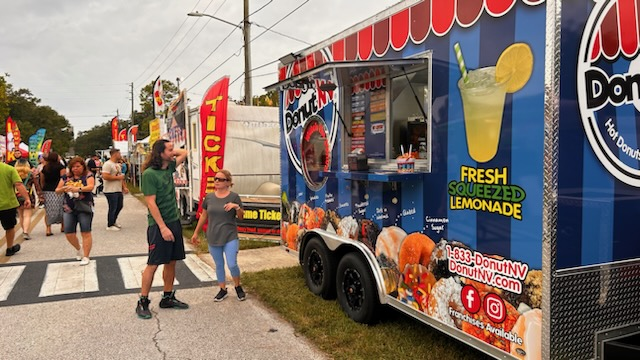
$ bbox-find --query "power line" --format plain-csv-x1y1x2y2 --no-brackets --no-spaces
229,60,279,85
139,0,219,88
186,0,310,90
252,22,311,45
132,0,205,85
157,0,230,77
181,0,275,86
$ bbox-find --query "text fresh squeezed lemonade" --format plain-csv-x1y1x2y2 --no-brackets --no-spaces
458,66,509,163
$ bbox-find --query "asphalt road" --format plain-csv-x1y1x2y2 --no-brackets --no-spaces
0,193,325,360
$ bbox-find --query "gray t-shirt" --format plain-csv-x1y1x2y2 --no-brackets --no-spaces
102,160,122,193
202,191,243,246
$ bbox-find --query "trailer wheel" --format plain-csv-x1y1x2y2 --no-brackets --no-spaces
336,253,379,324
302,237,336,299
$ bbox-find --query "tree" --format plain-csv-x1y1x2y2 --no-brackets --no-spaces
136,80,179,139
252,90,279,107
1,74,73,156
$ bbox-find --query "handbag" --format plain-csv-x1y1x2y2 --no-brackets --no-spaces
16,172,31,205
73,199,93,213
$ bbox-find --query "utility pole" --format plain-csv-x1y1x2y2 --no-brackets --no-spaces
130,82,134,125
243,0,252,105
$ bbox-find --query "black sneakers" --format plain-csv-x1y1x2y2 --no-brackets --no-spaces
5,244,21,256
214,288,228,302
159,291,189,309
136,297,152,319
235,286,246,301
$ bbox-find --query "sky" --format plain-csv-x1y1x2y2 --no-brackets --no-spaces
0,0,400,137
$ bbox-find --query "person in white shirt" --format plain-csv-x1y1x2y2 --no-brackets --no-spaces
102,148,128,230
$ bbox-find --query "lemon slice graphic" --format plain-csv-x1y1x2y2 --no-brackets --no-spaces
495,43,533,93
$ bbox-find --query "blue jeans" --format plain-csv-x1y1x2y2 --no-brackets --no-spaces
63,211,93,233
208,239,240,284
104,192,123,227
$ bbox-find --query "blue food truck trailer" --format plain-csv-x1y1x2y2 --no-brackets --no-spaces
266,0,640,359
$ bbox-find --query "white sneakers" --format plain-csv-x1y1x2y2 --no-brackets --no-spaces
106,226,121,231
76,248,83,261
79,257,90,266
114,223,122,228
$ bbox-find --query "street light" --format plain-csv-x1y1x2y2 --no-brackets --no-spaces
188,5,252,104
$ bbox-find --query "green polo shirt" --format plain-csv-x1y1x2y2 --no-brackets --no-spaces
0,162,22,211
141,161,179,226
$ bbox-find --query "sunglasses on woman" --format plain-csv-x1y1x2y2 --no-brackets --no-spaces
214,177,228,182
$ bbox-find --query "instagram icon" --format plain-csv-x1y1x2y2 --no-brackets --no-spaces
483,293,506,323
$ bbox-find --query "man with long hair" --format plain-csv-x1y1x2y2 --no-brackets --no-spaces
136,139,189,319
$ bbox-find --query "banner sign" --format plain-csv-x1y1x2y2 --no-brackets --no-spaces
236,201,281,235
128,125,139,143
35,128,46,153
111,116,119,141
41,139,52,155
5,117,19,163
149,119,160,148
197,76,230,217
118,128,127,141
153,76,164,118
28,134,39,166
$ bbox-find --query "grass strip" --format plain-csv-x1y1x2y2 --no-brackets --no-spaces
243,266,491,360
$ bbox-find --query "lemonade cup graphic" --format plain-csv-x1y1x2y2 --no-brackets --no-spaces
454,42,533,163
458,67,510,163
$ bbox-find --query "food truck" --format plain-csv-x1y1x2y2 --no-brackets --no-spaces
266,0,640,359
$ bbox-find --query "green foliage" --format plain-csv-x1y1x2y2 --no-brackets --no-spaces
252,90,279,107
74,119,132,157
1,74,73,155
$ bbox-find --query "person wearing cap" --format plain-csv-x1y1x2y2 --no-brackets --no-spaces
102,148,128,231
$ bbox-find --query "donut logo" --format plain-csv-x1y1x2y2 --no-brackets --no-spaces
577,0,640,187
283,49,338,177
301,115,331,190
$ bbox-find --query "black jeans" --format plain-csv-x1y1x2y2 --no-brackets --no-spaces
105,192,123,227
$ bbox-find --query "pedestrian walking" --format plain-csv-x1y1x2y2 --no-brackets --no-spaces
39,151,66,236
87,154,102,196
14,159,36,240
55,156,95,266
136,139,189,319
102,148,129,231
0,160,31,256
191,169,246,301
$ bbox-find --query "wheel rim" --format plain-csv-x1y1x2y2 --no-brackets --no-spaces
307,250,324,286
342,268,364,310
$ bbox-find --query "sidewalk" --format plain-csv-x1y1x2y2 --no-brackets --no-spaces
0,193,324,360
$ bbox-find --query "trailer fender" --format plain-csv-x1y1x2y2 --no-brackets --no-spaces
299,229,388,305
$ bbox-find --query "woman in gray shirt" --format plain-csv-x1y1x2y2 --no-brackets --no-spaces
191,169,245,301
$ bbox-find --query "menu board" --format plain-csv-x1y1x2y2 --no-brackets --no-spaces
351,92,366,152
367,89,386,158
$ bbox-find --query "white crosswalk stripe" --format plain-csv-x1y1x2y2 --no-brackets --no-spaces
117,256,179,289
39,260,99,297
184,254,217,282
0,266,26,301
0,254,216,306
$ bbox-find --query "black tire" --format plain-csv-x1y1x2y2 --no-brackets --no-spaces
336,253,379,324
302,237,337,299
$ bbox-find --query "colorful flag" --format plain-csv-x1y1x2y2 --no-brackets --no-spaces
28,134,39,166
5,117,18,163
128,125,139,143
153,76,164,118
197,76,230,218
111,116,119,141
35,128,46,152
41,139,52,154
118,128,127,141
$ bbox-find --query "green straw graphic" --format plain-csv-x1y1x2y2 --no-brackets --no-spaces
454,42,469,84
